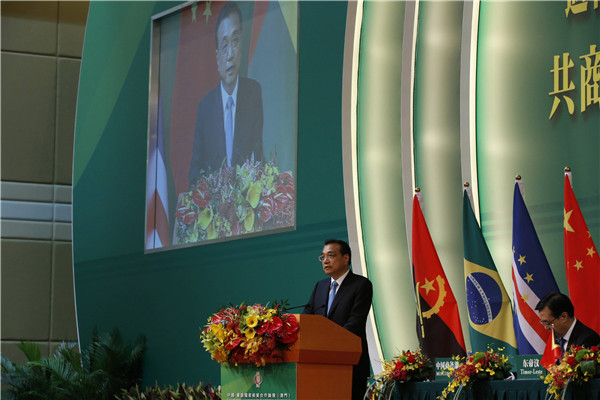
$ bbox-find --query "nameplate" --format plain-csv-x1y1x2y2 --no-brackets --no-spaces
434,357,460,381
515,355,545,379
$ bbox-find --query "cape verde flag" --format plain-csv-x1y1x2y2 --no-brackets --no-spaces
463,188,517,354
511,179,559,354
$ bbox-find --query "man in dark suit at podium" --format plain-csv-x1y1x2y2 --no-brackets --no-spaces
536,292,600,352
188,2,263,186
304,239,373,400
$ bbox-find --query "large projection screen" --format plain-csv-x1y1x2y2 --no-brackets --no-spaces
145,1,298,251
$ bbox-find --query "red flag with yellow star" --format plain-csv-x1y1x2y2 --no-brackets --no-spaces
412,193,466,357
541,329,563,369
564,172,600,333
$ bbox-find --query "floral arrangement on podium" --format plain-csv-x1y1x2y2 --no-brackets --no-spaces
543,345,600,400
175,160,295,243
440,348,512,400
200,302,299,367
366,349,434,399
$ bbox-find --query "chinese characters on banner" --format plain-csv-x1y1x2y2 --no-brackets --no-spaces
548,1,599,119
565,0,598,17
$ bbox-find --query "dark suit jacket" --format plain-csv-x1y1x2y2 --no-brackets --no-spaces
567,319,600,349
188,77,263,186
304,271,373,400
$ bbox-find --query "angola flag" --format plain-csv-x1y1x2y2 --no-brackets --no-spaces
412,193,466,357
563,171,600,334
463,188,517,354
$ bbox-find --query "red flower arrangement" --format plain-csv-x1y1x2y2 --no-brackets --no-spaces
440,348,512,399
543,345,600,399
366,349,434,399
200,303,299,367
176,160,295,243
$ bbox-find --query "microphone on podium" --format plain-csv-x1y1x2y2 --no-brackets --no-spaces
284,303,309,311
285,303,325,313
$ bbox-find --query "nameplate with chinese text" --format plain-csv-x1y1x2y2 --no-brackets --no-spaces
515,355,544,379
434,357,460,381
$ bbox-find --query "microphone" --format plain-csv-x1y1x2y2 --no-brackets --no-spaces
285,303,326,313
285,303,310,311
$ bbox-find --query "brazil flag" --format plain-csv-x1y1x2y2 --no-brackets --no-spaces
463,190,517,355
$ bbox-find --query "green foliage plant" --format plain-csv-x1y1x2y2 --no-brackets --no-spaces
1,328,146,400
116,382,221,400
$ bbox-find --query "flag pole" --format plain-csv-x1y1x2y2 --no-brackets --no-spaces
564,166,572,186
416,280,426,340
413,187,426,340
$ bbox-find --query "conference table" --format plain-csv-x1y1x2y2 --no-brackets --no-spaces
391,378,600,399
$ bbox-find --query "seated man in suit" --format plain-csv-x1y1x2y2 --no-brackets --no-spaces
303,239,373,400
535,292,600,352
188,2,263,186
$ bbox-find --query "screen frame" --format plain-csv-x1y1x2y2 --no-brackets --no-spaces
145,0,299,253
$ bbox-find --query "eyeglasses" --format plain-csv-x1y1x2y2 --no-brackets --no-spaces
217,34,241,55
540,317,556,327
318,253,339,262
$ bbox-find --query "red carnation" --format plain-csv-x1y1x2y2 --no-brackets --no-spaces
278,314,299,343
263,337,277,352
192,180,211,208
211,313,225,324
258,316,283,336
176,193,198,225
257,197,274,223
225,337,242,350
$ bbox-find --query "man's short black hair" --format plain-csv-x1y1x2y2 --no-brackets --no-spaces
324,239,351,265
215,2,243,48
535,292,575,318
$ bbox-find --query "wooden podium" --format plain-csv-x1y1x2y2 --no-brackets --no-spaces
280,314,362,400
220,314,362,400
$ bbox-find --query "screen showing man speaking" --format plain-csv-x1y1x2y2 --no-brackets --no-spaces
145,1,298,251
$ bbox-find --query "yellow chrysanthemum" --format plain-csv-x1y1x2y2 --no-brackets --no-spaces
211,324,225,343
245,327,256,339
199,207,213,230
206,220,217,239
246,314,258,328
247,182,262,209
244,208,254,232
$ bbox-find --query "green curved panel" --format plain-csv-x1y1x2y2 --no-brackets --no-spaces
413,1,469,349
356,1,415,359
476,1,599,292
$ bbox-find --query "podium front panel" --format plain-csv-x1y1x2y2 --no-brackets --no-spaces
221,363,297,400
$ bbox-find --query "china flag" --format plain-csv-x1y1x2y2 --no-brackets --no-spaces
412,192,466,357
563,171,600,334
